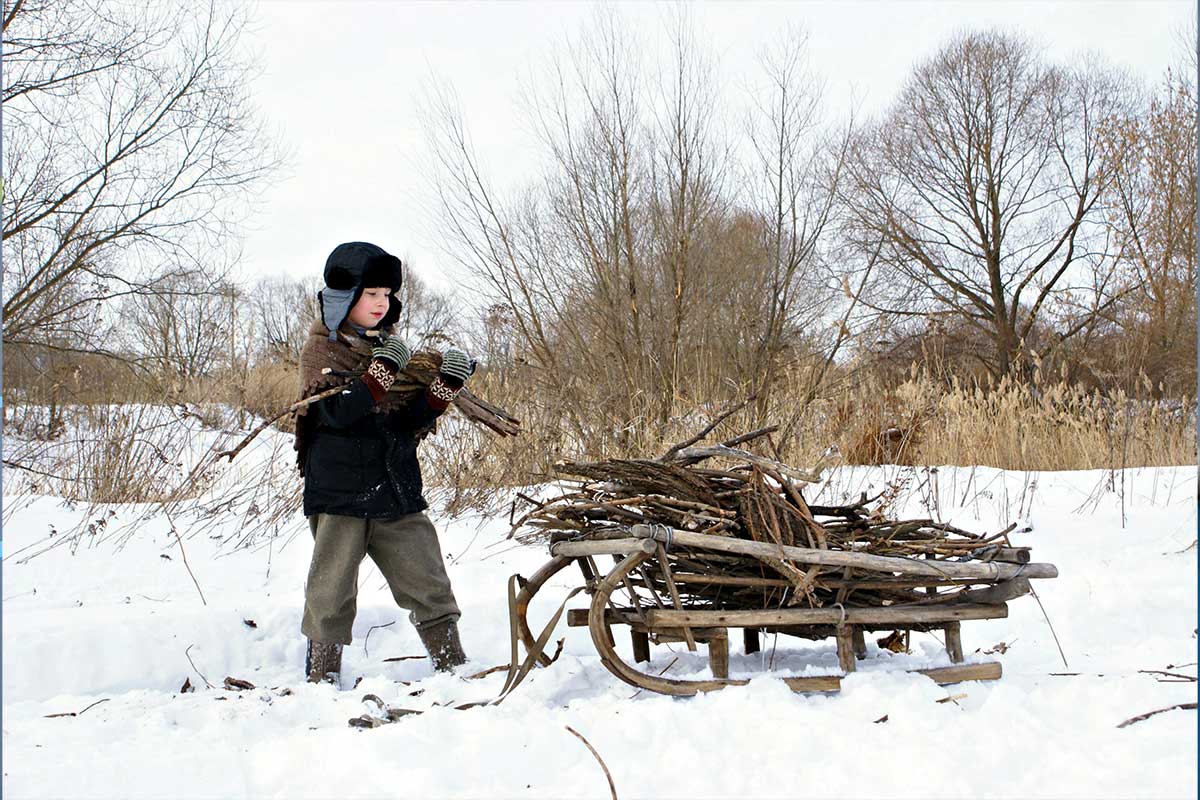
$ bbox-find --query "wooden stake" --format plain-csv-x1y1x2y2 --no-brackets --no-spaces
836,626,856,673
944,621,964,663
852,627,867,659
631,630,651,664
708,628,730,679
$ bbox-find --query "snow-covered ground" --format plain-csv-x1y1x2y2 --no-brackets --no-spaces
2,431,1197,798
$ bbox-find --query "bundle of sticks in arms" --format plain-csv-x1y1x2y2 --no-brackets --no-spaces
216,351,520,464
511,419,1044,616
352,351,521,436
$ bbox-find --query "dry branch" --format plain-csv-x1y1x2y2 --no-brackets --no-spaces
565,725,619,800
1117,702,1198,728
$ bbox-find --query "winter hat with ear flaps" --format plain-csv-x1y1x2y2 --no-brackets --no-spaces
317,241,403,339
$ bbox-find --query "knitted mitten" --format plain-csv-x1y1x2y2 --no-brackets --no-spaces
427,347,472,409
362,337,411,401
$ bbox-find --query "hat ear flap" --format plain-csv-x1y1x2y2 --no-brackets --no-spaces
362,254,403,290
318,287,361,334
378,295,402,328
325,265,358,291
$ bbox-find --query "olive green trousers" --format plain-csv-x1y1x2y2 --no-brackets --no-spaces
301,512,461,645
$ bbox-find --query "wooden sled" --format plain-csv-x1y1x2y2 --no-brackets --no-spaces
515,525,1056,697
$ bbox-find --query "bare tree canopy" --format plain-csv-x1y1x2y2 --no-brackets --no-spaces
1097,53,1197,394
2,0,284,349
117,271,234,380
422,11,853,447
842,30,1131,378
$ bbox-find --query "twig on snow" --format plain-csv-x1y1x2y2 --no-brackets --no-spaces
166,511,206,606
629,657,679,699
465,663,511,680
565,725,618,800
185,644,215,689
363,620,395,657
45,698,109,718
936,693,968,705
1029,586,1067,668
1138,669,1197,683
1117,702,1198,729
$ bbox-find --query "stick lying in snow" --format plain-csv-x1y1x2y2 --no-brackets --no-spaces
184,644,215,689
565,725,618,800
363,620,395,657
1116,702,1198,728
45,699,109,718
1137,669,1197,683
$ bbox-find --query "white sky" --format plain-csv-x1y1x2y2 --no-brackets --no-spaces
239,0,1193,301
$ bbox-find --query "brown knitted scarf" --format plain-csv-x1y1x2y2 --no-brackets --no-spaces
293,319,436,475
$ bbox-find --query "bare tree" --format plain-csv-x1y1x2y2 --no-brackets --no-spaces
1096,47,1197,394
841,30,1130,378
740,28,853,423
249,275,321,366
646,8,728,426
392,267,458,349
424,8,743,441
420,10,649,443
118,271,233,381
2,0,283,350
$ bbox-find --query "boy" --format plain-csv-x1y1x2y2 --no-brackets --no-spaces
293,241,472,685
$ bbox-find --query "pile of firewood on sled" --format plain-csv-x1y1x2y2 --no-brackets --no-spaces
508,420,1057,695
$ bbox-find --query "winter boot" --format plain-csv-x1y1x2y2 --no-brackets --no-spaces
305,638,343,686
417,619,467,673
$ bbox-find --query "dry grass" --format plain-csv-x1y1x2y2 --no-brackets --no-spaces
6,359,1192,518
419,367,1197,496
238,363,300,433
5,404,209,504
915,376,1194,470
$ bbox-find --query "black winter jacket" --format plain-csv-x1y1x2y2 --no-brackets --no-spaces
302,378,443,519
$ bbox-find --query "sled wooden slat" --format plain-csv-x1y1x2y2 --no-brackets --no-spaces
637,602,1008,628
915,662,1002,684
781,675,842,693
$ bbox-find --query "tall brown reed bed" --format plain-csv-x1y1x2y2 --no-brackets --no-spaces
4,363,1192,551
418,368,1197,494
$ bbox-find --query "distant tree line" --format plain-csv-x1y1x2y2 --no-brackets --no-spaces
3,4,1194,448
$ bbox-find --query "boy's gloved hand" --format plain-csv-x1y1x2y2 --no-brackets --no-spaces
371,336,412,372
362,336,411,401
438,347,472,386
427,347,473,409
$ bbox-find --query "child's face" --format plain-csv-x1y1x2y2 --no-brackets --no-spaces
347,287,392,328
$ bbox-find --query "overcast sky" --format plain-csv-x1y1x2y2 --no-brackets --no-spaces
238,0,1193,301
